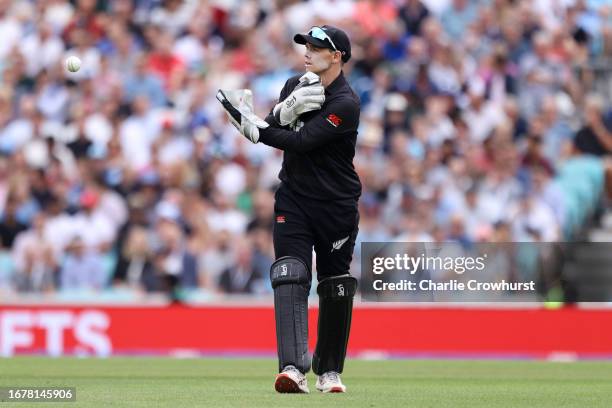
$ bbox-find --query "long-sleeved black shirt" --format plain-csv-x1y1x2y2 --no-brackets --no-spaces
259,72,362,201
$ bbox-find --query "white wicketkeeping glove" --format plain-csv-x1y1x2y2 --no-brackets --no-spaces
216,89,269,143
273,72,325,126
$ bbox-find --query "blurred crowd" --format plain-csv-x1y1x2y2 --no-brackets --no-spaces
0,0,611,299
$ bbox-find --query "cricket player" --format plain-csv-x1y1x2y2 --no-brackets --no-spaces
217,25,361,394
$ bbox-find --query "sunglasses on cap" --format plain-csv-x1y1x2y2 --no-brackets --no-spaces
309,26,338,52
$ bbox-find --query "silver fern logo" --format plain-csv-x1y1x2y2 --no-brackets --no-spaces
331,236,349,252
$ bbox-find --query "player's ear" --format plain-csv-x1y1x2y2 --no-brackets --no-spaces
332,50,342,64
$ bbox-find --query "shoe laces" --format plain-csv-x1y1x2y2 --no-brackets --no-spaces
324,371,340,383
283,366,306,384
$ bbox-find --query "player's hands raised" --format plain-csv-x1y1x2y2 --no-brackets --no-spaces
273,72,325,126
217,89,269,143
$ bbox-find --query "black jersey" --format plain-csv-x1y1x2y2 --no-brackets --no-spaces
259,72,362,201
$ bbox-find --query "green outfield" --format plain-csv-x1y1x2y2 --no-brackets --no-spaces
1,357,611,407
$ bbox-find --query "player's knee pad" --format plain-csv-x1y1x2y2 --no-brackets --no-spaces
270,256,311,289
270,256,311,373
312,274,357,375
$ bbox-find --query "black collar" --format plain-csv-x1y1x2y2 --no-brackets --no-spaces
325,71,345,96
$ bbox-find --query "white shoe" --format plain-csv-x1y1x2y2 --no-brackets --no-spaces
274,365,310,394
316,371,346,393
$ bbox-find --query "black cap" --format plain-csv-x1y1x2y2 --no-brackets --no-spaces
294,25,351,63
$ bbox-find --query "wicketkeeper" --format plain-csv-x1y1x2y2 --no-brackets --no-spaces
217,25,361,394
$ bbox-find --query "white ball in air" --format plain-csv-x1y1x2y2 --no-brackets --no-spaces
65,56,81,73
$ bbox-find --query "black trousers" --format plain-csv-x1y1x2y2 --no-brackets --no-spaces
273,185,359,281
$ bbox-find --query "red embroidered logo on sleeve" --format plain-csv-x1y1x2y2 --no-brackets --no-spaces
326,114,342,127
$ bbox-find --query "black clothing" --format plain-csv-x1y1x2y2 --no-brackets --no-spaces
112,256,158,291
0,219,27,248
263,71,362,376
574,126,610,156
273,184,359,280
67,137,92,159
260,72,362,201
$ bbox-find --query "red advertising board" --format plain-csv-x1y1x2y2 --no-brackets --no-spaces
1,305,611,358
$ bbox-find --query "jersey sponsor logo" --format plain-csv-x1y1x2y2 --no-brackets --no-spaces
326,114,342,127
331,235,349,252
276,215,286,223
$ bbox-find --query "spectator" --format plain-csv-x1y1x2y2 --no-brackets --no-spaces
440,0,478,39
113,226,157,291
12,213,57,292
510,193,560,241
146,29,186,92
119,96,161,171
0,199,27,249
398,0,430,36
575,93,612,156
62,0,104,45
72,188,117,252
21,21,65,78
124,54,166,108
1,96,39,154
218,238,268,294
152,216,198,299
521,135,555,177
60,236,107,291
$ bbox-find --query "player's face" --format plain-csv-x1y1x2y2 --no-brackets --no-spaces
304,43,337,74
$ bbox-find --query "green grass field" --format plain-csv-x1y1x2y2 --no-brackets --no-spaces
1,357,611,407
